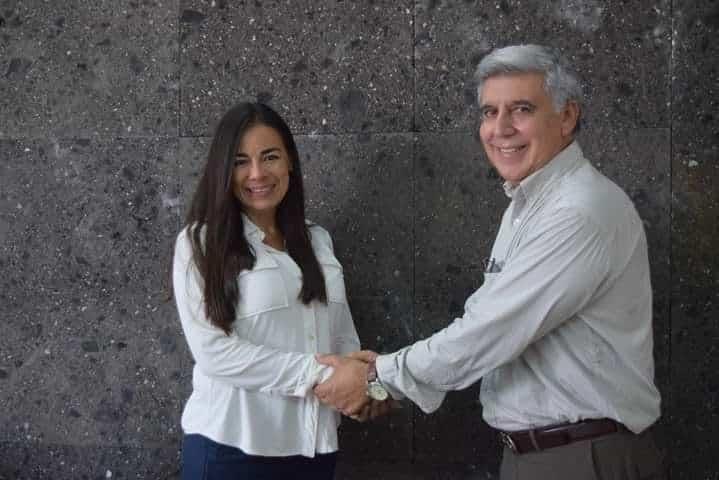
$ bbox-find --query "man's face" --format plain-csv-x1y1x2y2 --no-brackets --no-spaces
478,72,578,185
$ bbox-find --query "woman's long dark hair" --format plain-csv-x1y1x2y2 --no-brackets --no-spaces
185,102,327,335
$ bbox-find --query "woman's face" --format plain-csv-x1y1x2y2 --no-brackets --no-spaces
232,124,292,223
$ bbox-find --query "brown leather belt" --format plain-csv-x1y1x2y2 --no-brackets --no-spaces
499,418,627,454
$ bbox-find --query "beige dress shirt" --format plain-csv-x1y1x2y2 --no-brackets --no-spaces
377,142,661,434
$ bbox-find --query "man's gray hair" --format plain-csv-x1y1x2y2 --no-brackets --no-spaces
475,44,583,132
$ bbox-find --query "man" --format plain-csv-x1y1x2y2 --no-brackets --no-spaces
314,44,665,479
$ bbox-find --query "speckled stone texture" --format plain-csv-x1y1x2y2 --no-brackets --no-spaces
670,1,719,479
414,0,671,132
0,0,715,478
0,0,179,138
179,0,414,135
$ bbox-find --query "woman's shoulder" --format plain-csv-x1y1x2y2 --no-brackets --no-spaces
176,223,201,242
174,223,206,255
306,221,339,258
306,221,332,244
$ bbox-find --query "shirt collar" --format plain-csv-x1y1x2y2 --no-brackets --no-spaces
241,213,265,242
502,141,585,201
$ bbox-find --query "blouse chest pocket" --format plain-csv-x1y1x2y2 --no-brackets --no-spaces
319,256,347,305
236,251,290,319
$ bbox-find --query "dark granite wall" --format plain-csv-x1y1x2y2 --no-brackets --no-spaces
0,1,716,479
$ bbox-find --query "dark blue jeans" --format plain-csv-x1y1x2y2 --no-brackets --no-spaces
181,434,337,480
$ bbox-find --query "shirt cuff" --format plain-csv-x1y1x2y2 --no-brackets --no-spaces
309,357,336,391
376,349,446,413
375,353,405,401
316,364,335,384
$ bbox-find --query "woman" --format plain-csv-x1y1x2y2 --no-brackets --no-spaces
173,103,360,479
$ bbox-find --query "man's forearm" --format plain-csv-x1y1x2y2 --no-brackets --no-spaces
376,348,446,414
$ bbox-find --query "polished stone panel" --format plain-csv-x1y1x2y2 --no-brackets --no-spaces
335,295,413,462
1,1,715,477
670,0,719,477
0,138,180,300
300,133,414,300
413,132,505,302
1,298,188,446
179,0,413,136
414,0,671,132
0,138,187,446
0,1,179,138
0,442,181,480
410,298,501,471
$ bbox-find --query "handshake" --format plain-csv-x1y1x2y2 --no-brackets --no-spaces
313,350,401,422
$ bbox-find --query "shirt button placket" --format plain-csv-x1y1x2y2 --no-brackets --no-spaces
306,400,317,454
306,303,318,351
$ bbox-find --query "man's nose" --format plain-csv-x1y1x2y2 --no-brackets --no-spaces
494,111,516,136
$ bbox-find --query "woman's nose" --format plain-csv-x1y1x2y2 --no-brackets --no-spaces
248,159,266,178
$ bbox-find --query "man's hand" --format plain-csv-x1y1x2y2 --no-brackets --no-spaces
314,354,370,416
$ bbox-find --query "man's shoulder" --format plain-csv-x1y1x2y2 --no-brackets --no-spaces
553,162,640,232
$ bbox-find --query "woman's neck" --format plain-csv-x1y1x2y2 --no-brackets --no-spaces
247,212,284,250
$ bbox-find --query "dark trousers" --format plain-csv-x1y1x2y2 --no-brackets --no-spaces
181,434,337,480
499,428,666,480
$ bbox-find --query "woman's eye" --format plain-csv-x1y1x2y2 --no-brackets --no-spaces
481,109,496,119
264,154,279,162
234,157,249,166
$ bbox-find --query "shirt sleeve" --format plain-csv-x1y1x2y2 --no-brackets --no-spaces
376,207,611,409
173,228,330,397
331,303,361,355
322,229,361,356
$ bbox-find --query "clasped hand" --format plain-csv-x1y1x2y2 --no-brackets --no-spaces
313,350,394,422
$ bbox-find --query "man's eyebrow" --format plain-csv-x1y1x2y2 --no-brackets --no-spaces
479,100,536,108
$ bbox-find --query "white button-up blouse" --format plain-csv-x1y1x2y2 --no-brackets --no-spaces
173,216,359,457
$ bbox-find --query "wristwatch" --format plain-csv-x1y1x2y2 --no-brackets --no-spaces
366,360,389,401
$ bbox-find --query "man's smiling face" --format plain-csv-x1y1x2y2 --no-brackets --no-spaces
478,72,578,185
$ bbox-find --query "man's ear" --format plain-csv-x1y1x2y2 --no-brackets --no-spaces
560,101,580,136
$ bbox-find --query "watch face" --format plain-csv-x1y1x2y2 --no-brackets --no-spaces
368,383,388,401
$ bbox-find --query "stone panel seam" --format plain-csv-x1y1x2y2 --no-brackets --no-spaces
668,2,675,477
410,130,418,463
412,0,418,133
176,0,182,139
411,0,419,457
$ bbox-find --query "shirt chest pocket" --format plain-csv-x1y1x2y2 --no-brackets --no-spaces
236,252,290,319
319,256,347,305
482,271,500,287
466,270,501,309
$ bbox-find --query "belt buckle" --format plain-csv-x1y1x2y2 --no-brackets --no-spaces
500,432,518,453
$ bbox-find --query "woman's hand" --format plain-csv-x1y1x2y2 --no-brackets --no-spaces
349,399,394,422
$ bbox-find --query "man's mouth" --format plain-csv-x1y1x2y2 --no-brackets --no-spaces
497,145,527,155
